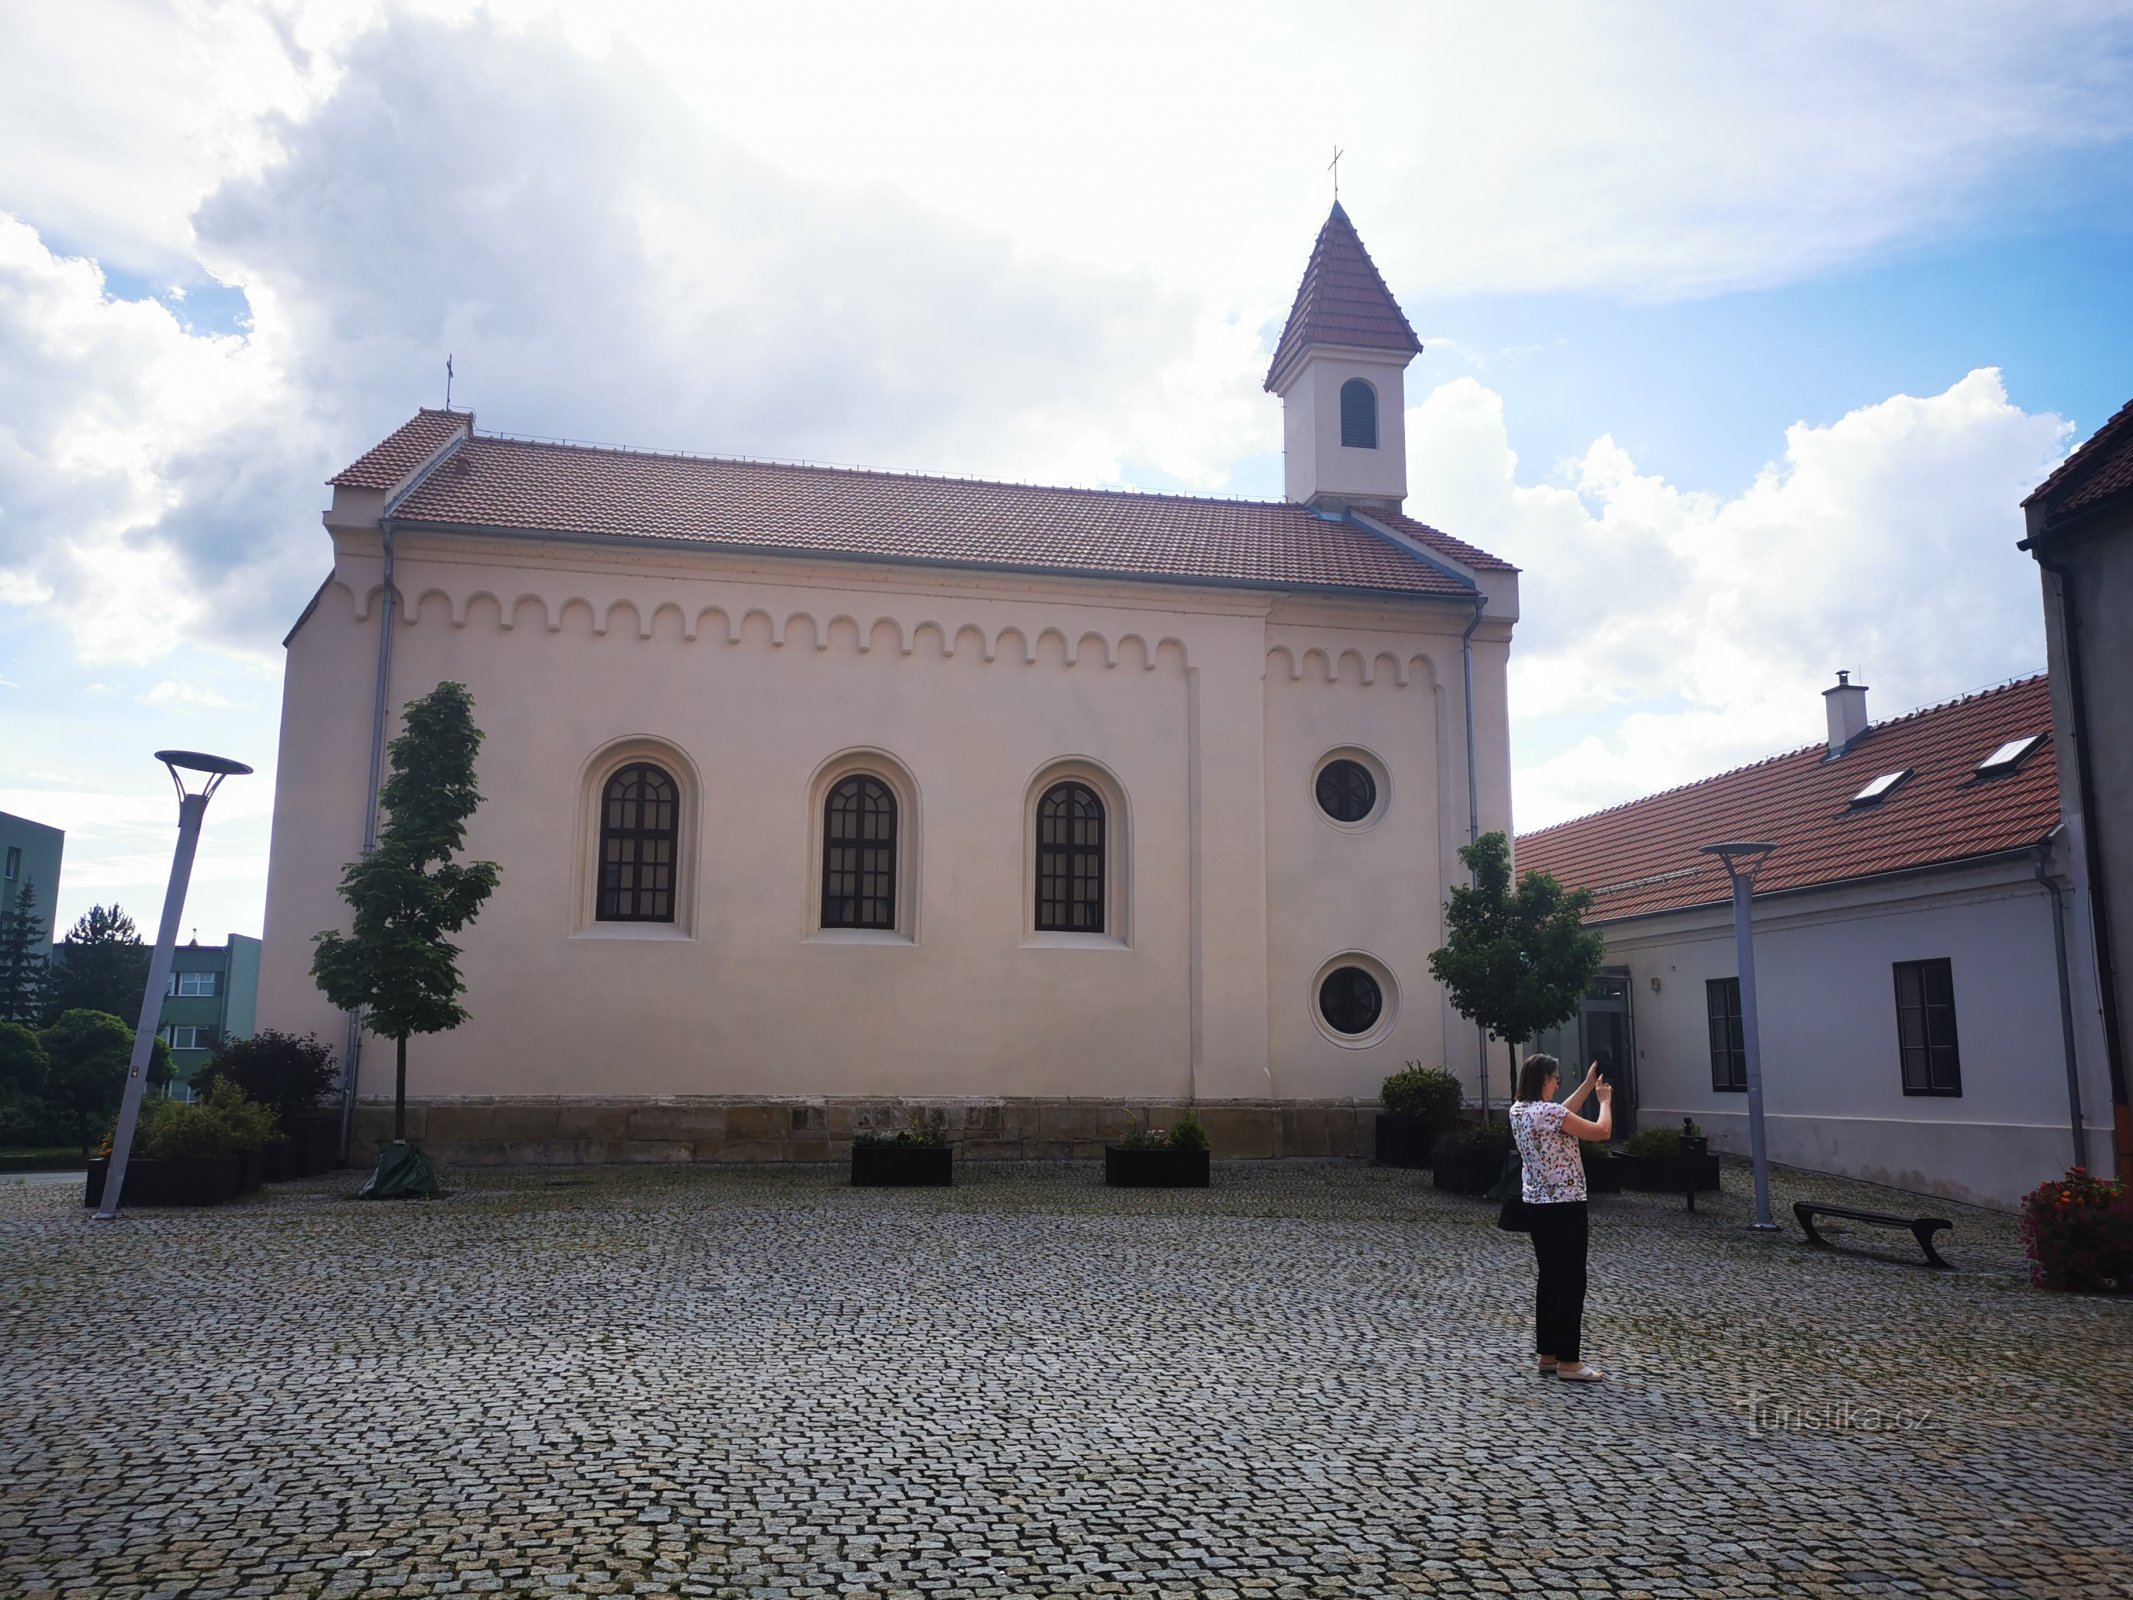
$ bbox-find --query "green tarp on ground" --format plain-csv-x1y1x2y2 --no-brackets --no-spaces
358,1141,440,1200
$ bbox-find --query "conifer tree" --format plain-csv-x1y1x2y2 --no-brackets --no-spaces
311,682,501,1152
44,904,149,1026
0,879,48,1026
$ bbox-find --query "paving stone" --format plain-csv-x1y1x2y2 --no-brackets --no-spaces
2,1159,2127,1597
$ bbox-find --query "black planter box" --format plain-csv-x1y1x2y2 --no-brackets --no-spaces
1583,1153,1625,1194
289,1113,344,1174
259,1138,300,1183
1430,1133,1508,1197
234,1145,265,1194
1104,1145,1211,1187
1373,1114,1442,1169
851,1143,953,1187
83,1154,243,1209
1615,1152,1721,1193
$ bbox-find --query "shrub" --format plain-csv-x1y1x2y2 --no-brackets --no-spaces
1624,1125,1682,1158
2020,1168,2132,1294
1115,1110,1211,1151
1379,1063,1463,1123
1458,1119,1513,1157
853,1111,944,1148
127,1081,282,1161
195,1031,338,1122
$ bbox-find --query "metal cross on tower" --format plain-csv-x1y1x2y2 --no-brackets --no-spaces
1328,146,1344,199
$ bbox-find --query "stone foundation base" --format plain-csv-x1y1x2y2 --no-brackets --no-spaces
351,1096,1381,1167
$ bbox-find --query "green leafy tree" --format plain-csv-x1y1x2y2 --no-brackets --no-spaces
44,905,150,1027
1427,832,1607,1105
195,1030,338,1125
0,879,48,1026
0,1019,50,1141
40,1009,171,1157
311,682,501,1143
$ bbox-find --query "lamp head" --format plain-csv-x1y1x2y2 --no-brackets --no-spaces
155,750,253,803
1700,840,1777,883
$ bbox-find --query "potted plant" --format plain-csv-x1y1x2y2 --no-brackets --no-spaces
1374,1063,1463,1168
1581,1141,1624,1194
1105,1111,1212,1187
851,1113,953,1187
194,1031,341,1180
1615,1120,1719,1193
83,1082,283,1208
1433,1119,1513,1197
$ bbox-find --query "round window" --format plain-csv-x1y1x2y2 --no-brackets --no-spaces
1315,759,1377,823
1318,965,1383,1035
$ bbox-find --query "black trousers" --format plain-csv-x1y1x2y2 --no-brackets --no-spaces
1528,1200,1589,1363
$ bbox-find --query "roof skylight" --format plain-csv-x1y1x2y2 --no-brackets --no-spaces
1976,734,2044,776
1851,769,1912,805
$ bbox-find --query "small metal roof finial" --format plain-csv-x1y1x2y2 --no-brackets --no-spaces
1328,145,1344,201
445,353,455,410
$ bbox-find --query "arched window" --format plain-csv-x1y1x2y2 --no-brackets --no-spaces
822,774,898,930
598,763,678,922
1340,378,1378,450
1036,782,1106,932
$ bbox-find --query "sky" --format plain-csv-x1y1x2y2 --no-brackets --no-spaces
1,0,2130,946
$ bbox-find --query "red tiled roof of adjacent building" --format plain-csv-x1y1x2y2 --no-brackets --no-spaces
332,421,1512,599
328,408,471,491
1264,202,1423,394
1515,675,2060,922
2025,395,2133,530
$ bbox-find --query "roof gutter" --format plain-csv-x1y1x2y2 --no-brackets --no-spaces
2020,536,2130,1150
2035,836,2090,1171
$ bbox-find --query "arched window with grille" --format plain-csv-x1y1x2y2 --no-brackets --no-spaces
1035,781,1106,932
822,774,898,930
1339,378,1378,449
598,763,679,922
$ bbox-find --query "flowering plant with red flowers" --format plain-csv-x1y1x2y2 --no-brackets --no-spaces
2019,1167,2132,1293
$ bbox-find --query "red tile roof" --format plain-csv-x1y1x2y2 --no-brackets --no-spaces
1515,675,2060,922
2025,395,2133,529
1264,203,1423,394
328,408,471,491
336,423,1511,598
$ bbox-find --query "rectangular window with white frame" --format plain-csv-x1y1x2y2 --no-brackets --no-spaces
162,1024,204,1051
1706,977,1747,1091
1893,958,1962,1096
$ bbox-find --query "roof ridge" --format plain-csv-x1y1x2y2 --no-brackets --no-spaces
1518,671,2049,840
2025,393,2133,508
469,427,1324,514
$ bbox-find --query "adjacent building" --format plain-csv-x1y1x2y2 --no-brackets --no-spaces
2021,396,2133,1187
1517,673,2112,1210
157,934,263,1089
0,810,64,953
255,205,1523,1164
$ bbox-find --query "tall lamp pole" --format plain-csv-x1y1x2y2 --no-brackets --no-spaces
1701,841,1778,1232
94,750,252,1221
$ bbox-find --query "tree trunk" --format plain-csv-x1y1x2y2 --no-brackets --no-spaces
1507,1038,1521,1109
394,1034,408,1143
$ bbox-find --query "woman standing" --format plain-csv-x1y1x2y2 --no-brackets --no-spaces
1510,1054,1613,1383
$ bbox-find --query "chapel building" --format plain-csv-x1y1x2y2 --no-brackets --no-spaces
255,205,1522,1162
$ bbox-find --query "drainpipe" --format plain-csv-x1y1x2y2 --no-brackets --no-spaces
1461,593,1491,1112
338,518,398,1161
2036,839,2089,1171
2026,542,2130,1168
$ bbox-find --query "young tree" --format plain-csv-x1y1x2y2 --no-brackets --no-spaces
311,682,501,1159
40,1009,172,1158
0,879,48,1026
1428,831,1607,1108
44,905,150,1026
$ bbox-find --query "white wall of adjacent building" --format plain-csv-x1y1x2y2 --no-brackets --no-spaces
1589,849,2113,1210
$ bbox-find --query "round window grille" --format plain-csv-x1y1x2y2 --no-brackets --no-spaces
1318,965,1383,1035
1315,759,1377,823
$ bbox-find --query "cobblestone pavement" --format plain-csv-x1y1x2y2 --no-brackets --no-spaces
5,1158,2129,1599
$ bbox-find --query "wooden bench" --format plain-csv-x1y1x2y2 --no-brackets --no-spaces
1793,1200,1954,1268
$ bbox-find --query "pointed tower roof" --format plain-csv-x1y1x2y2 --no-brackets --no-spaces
1263,202,1422,394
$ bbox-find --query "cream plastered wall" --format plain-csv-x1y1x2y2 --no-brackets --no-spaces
256,521,1517,1106
1595,853,2115,1209
1277,346,1411,507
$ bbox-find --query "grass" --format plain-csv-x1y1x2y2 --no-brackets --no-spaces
0,1145,88,1173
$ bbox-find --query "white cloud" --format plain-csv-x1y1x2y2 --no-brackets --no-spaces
1406,370,2074,831
144,681,237,709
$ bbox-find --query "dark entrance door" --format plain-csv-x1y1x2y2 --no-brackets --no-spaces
1578,971,1636,1139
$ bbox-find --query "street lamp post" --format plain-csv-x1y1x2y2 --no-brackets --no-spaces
94,750,252,1221
1701,840,1779,1232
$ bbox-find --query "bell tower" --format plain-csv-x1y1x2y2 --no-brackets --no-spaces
1264,203,1422,512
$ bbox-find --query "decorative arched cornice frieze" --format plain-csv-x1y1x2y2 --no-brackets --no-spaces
1264,645,1443,689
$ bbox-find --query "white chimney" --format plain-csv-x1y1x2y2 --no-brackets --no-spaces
1823,670,1870,755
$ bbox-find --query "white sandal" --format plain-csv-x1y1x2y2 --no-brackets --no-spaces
1556,1364,1605,1383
